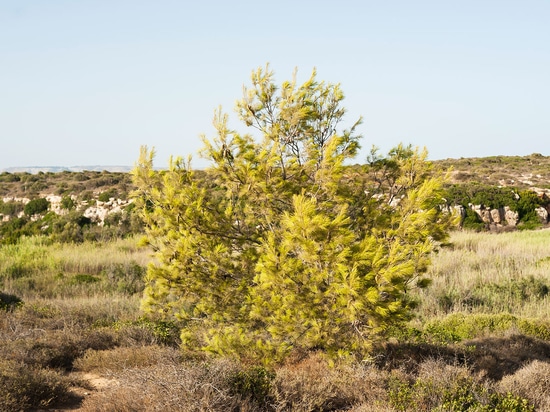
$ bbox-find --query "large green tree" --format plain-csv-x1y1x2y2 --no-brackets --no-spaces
132,65,452,361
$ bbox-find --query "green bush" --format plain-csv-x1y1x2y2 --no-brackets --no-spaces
98,189,118,201
24,198,50,216
0,172,20,182
60,195,75,210
423,313,550,344
0,200,24,217
462,208,486,231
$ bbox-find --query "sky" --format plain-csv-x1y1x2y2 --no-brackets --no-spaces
1,1,549,169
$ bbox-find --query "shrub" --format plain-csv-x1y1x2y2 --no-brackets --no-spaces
0,292,23,311
24,197,50,216
388,359,534,411
61,195,76,210
133,66,452,362
0,359,73,411
499,360,550,410
98,189,117,202
0,200,24,217
229,366,274,405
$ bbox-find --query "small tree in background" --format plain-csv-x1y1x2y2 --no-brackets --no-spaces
132,65,452,362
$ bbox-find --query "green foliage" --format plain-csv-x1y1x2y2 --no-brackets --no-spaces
423,313,550,344
71,274,100,284
0,172,21,182
104,261,145,295
445,183,518,210
132,65,452,361
444,184,548,229
24,197,50,216
113,317,181,346
98,188,118,202
516,190,545,229
60,195,76,210
0,200,24,217
462,207,486,231
388,372,534,411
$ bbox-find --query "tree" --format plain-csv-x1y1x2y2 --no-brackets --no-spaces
132,65,452,361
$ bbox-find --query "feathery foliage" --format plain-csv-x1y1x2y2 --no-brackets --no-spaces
132,65,452,361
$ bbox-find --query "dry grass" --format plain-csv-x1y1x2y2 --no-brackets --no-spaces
78,359,252,412
270,353,388,411
74,345,182,373
416,229,550,318
1,230,549,410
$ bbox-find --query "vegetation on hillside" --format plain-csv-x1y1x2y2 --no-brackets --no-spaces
0,171,142,245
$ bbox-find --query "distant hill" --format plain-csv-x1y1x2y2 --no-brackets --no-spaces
0,154,549,232
1,166,133,174
435,153,550,190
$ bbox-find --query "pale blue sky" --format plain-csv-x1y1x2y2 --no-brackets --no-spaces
1,1,549,169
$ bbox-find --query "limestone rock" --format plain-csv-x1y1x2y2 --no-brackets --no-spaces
504,207,519,226
535,207,549,224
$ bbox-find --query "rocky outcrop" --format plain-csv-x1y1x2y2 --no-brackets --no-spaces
504,207,520,226
467,204,550,228
467,204,520,228
536,207,549,224
83,198,132,226
1,194,132,226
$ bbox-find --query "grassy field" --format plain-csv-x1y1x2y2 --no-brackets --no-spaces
1,231,550,411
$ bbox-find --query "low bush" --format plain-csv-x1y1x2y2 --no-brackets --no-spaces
387,359,534,411
24,197,50,216
498,360,550,410
0,291,23,311
0,359,74,411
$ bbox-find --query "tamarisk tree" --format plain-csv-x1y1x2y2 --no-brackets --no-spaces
132,65,452,361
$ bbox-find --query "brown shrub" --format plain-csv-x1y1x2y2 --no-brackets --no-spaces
0,359,75,411
269,352,388,411
498,360,550,410
78,359,255,412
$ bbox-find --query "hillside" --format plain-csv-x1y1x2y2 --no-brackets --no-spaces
0,170,134,199
437,153,550,191
0,154,549,245
2,153,550,197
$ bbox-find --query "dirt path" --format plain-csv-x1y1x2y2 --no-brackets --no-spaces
33,372,119,412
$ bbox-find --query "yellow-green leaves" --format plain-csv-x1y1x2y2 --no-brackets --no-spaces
132,66,451,363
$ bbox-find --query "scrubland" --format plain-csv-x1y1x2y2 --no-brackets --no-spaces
1,230,550,411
